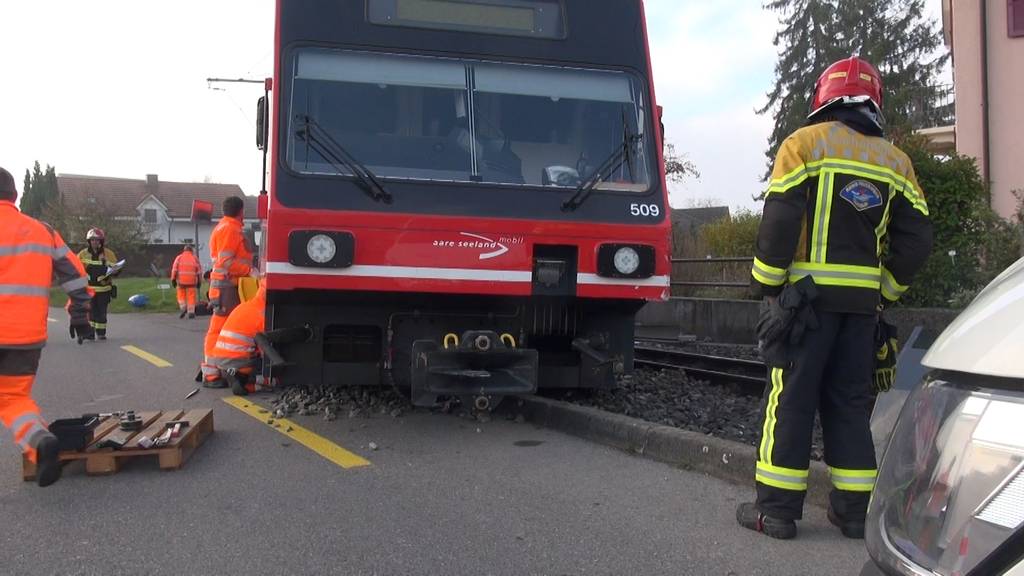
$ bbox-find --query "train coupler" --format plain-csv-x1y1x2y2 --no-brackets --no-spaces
410,330,538,408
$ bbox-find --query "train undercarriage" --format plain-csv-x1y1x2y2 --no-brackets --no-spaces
264,290,642,408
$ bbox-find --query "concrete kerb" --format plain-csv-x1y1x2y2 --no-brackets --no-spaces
516,395,833,509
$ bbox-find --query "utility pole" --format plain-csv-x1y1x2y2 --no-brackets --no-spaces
206,76,272,196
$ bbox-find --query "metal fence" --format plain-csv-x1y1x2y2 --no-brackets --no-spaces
670,256,753,290
904,83,955,131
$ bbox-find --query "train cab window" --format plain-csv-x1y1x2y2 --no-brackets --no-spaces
287,48,651,193
473,64,649,190
289,50,473,182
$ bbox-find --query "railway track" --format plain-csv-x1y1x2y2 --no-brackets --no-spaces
633,343,766,393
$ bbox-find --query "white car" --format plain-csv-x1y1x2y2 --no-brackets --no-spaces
862,256,1024,575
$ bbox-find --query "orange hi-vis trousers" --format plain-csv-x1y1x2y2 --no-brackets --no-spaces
176,285,198,314
0,349,47,464
201,288,240,383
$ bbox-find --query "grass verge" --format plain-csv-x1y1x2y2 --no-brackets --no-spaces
49,277,194,314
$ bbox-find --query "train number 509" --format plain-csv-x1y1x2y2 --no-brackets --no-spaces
629,203,660,217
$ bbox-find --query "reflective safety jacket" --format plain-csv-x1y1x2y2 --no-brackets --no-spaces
210,288,265,374
752,120,934,313
171,250,202,287
0,201,92,348
208,216,252,304
77,246,118,293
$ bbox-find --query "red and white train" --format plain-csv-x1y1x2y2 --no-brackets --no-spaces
255,0,671,408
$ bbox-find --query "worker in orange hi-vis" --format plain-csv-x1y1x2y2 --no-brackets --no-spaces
170,244,202,319
0,166,94,487
209,282,269,397
199,196,252,388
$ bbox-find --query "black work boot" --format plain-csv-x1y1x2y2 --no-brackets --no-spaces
180,310,187,319
35,434,63,488
187,313,195,319
737,502,797,540
203,378,228,389
828,507,865,539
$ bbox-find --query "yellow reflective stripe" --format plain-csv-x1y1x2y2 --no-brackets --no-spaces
829,466,877,492
767,158,928,214
758,462,809,478
767,163,812,195
880,267,908,301
757,462,809,491
829,467,877,478
759,367,785,464
756,473,808,491
821,158,928,215
811,170,835,263
752,257,787,286
789,262,881,289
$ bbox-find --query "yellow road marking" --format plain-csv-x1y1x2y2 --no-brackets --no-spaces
222,397,371,469
120,345,173,368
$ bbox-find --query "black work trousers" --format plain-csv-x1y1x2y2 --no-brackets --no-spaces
755,311,877,522
90,291,111,336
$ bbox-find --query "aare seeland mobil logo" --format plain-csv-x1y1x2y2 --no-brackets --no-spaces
431,232,525,260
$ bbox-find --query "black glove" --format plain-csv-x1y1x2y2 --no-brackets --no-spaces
171,279,178,288
69,313,95,344
873,318,899,394
756,297,792,345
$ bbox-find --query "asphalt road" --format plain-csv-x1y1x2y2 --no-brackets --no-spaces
0,311,871,575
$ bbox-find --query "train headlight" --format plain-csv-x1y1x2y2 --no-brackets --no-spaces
613,247,640,275
597,244,654,279
288,230,354,268
306,234,337,264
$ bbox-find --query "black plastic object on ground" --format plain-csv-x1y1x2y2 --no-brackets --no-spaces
48,416,100,451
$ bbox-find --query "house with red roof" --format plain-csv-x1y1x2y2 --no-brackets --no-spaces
57,173,260,267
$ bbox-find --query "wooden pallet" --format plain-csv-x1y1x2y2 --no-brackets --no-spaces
22,409,214,480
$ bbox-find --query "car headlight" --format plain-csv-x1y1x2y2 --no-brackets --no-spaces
613,247,640,275
306,234,337,264
866,373,1024,576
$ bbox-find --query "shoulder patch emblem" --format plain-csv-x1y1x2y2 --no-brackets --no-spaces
839,180,883,211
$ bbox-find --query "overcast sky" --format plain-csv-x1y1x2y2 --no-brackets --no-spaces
0,0,944,212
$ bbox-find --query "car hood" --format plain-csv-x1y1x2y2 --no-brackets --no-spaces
923,256,1024,378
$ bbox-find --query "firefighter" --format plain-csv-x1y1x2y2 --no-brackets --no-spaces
209,280,267,396
170,244,202,319
0,167,93,487
737,57,933,540
77,228,118,340
200,196,252,387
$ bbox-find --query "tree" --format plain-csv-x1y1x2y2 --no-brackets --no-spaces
758,0,948,180
19,161,60,217
664,143,700,184
895,135,1021,307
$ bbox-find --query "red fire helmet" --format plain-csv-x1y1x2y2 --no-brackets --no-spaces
809,57,883,118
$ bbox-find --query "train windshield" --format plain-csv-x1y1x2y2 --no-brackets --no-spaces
287,48,651,191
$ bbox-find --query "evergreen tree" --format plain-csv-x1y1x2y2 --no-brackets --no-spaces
758,0,948,181
21,170,32,210
19,161,60,216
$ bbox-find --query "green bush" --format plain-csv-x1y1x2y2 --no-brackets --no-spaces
700,209,761,257
897,136,1023,307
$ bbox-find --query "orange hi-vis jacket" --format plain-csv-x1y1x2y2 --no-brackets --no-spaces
210,287,265,375
0,201,92,348
171,250,202,286
208,216,252,305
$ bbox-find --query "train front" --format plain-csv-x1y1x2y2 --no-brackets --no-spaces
260,0,671,408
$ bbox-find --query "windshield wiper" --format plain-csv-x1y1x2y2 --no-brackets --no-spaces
561,121,642,212
296,115,393,205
